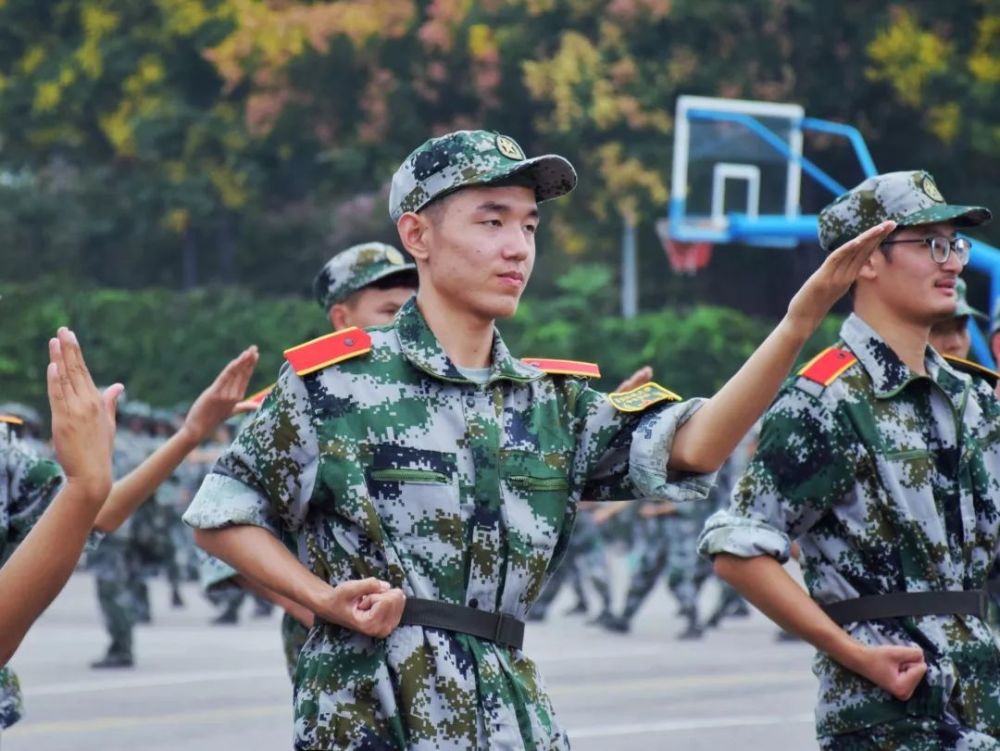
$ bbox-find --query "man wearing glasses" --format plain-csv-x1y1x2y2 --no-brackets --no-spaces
701,171,1000,749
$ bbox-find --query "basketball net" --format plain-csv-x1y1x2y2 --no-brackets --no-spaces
655,219,713,276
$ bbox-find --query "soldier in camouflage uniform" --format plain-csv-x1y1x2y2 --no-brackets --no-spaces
700,170,1000,749
1,328,122,735
88,404,155,667
200,242,418,672
0,418,64,729
186,129,890,750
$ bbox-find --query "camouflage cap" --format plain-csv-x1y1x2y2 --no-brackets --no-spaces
818,170,991,251
388,130,577,221
0,402,42,428
313,242,416,311
950,278,987,322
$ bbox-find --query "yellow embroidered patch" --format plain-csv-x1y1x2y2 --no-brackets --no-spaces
607,382,682,412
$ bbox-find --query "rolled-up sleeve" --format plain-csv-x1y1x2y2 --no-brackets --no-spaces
183,363,319,536
698,386,854,562
573,381,716,503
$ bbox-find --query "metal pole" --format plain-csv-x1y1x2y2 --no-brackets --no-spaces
621,217,638,319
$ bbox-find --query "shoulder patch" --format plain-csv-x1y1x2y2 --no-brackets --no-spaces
608,382,682,412
798,346,857,387
522,358,601,378
943,354,999,388
283,327,372,376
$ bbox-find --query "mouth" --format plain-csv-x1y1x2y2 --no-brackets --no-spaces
497,271,525,288
934,277,957,294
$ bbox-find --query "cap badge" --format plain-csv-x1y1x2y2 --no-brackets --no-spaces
922,175,944,203
384,247,405,265
495,135,525,161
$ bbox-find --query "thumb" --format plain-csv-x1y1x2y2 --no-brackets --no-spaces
889,645,925,664
104,384,125,421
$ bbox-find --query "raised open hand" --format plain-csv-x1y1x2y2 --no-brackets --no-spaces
787,220,896,330
47,328,123,503
182,346,259,441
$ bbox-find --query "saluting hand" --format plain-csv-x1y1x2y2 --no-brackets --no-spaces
181,346,259,442
47,327,124,504
786,220,896,333
316,578,406,639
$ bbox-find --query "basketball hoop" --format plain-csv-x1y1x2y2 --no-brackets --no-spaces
655,219,713,276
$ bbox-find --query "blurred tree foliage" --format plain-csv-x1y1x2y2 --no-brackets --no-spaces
0,1,993,411
0,266,842,415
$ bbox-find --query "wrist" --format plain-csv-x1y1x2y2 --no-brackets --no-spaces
301,578,338,621
777,313,816,348
828,634,868,674
175,422,204,450
63,475,112,507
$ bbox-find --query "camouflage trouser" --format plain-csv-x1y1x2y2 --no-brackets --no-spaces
0,666,23,729
821,717,1000,750
663,515,711,613
89,540,143,656
620,516,669,621
281,613,310,681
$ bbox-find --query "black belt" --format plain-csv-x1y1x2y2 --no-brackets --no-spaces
822,590,988,626
400,598,525,650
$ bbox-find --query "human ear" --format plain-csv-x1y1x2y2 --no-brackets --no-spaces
397,213,431,262
329,305,349,331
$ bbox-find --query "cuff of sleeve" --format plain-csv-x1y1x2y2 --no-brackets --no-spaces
84,528,106,554
199,553,240,591
182,473,280,536
696,510,792,563
629,397,718,503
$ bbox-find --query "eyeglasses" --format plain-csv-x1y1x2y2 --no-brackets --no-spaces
880,235,972,266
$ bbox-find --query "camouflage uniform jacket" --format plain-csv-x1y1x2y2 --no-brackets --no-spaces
698,313,1000,739
0,423,63,729
184,297,712,750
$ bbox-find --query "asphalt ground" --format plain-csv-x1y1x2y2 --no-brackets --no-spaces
5,564,819,750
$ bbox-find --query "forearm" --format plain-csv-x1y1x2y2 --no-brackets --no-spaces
234,574,315,628
195,525,329,617
713,553,866,672
94,426,201,532
670,315,811,473
0,482,104,664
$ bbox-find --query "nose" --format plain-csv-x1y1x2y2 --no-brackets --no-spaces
941,248,964,273
501,224,532,261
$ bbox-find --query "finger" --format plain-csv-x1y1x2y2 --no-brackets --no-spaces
46,361,65,411
58,328,88,397
840,221,897,266
337,577,390,602
103,384,125,425
50,336,73,402
616,366,653,393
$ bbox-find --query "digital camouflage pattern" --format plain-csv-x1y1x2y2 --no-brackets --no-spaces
0,420,63,729
529,508,612,619
184,296,711,750
818,170,991,252
388,130,577,221
312,243,417,311
699,313,1000,744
